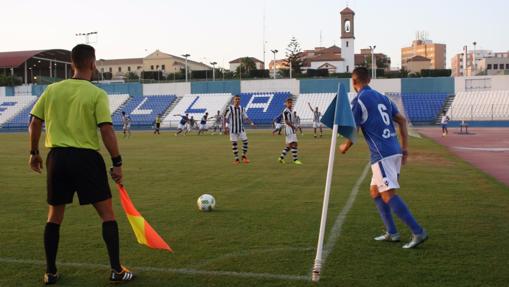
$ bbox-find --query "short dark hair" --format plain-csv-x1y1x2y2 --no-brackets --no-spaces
352,67,370,84
71,44,95,69
286,98,293,102
234,95,240,98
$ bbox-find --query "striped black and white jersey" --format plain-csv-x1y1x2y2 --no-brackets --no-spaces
283,108,295,134
294,115,301,125
313,111,321,122
225,105,248,134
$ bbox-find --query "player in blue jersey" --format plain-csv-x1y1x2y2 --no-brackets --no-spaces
272,113,283,136
198,112,209,135
339,67,427,249
174,113,189,136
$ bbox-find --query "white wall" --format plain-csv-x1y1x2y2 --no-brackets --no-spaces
455,75,509,93
14,84,32,96
0,87,5,97
241,79,299,95
370,78,401,94
143,82,191,97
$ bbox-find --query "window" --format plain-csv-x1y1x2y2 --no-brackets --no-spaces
151,65,154,70
128,66,131,72
137,66,142,70
346,65,349,72
118,67,122,72
506,64,509,70
109,67,112,73
493,64,498,70
346,41,349,48
161,64,165,70
487,64,492,70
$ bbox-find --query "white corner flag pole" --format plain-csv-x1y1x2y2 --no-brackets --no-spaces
312,123,339,282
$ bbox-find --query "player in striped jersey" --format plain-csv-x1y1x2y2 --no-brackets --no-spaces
293,111,303,135
223,95,255,164
308,102,323,138
211,110,223,135
279,98,302,165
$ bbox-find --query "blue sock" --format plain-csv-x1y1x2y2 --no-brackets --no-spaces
387,195,423,235
374,197,398,235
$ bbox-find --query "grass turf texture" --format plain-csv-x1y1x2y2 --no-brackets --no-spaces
0,130,508,287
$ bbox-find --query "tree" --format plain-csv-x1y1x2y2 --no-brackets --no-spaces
125,72,139,81
236,57,257,78
285,36,303,76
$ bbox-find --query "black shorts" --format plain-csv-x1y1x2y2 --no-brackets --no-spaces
156,123,160,129
46,148,112,206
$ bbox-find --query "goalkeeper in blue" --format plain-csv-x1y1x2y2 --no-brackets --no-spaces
339,67,427,249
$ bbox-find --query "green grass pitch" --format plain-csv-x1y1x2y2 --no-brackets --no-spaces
0,130,508,286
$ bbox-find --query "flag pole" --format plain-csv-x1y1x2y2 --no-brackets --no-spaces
312,123,338,282
312,84,344,282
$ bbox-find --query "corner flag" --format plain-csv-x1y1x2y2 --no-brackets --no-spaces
320,83,357,142
312,83,356,282
117,184,173,253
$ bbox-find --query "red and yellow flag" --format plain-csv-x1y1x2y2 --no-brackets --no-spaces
117,184,173,252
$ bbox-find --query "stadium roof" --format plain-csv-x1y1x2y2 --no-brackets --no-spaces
229,57,264,64
0,49,71,68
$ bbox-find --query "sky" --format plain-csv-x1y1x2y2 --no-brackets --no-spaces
1,0,508,69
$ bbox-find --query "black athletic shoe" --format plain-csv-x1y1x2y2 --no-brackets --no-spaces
110,266,135,283
43,273,58,285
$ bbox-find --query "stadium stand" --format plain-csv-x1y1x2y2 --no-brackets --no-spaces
392,93,449,124
294,93,336,125
113,95,177,126
239,92,290,125
0,96,37,128
162,93,232,128
108,94,130,115
448,90,509,121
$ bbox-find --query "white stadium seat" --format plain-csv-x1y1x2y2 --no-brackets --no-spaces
108,94,130,115
162,93,233,128
0,96,38,126
448,90,509,121
294,93,356,126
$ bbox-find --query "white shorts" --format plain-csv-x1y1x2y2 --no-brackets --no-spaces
313,122,322,128
230,131,248,142
285,127,298,144
123,124,130,130
370,154,402,193
178,123,186,130
275,123,282,130
199,124,207,130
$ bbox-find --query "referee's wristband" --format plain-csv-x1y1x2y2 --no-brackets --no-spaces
112,155,122,167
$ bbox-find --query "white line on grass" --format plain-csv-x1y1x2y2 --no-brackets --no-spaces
319,163,371,268
0,257,310,282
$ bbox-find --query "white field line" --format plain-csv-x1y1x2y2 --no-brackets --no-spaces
1,164,370,283
320,162,371,267
0,257,310,282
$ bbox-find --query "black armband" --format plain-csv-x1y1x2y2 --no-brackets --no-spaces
112,155,122,167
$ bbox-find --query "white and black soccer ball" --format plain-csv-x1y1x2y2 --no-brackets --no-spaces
197,194,216,212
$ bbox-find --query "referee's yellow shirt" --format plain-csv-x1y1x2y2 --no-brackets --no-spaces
30,79,112,150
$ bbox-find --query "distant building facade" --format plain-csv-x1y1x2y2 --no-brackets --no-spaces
478,52,509,76
401,35,446,71
97,50,210,80
229,57,265,71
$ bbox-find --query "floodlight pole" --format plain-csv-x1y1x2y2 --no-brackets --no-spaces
271,49,278,79
75,31,98,44
472,41,477,75
370,45,377,79
210,62,217,81
182,54,190,82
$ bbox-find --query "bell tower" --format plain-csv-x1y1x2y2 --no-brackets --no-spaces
340,7,355,73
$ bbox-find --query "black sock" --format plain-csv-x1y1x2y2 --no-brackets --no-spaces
44,222,60,274
102,221,122,272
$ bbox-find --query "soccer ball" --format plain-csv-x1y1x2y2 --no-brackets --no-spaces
197,194,216,212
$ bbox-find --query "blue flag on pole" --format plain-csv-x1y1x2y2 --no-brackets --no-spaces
320,83,357,143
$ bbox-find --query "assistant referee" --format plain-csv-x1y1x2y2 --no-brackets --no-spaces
29,44,135,284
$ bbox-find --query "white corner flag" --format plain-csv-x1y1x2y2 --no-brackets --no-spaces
312,83,356,282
